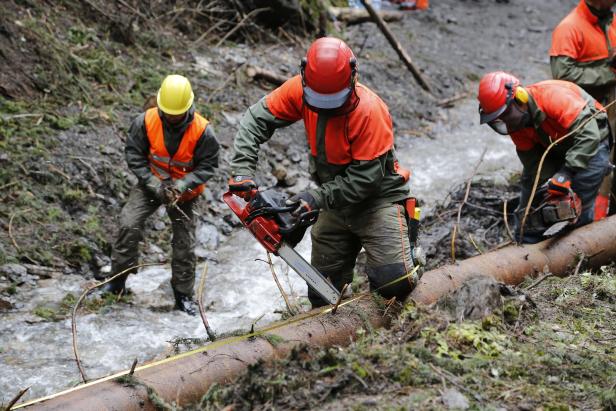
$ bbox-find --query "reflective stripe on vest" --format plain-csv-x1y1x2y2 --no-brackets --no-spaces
144,108,209,201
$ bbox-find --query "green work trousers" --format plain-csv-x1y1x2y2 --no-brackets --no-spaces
309,203,417,307
110,185,197,295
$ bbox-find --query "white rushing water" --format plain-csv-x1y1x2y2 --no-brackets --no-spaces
0,96,521,403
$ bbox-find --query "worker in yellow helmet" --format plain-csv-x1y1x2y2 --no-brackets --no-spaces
103,75,220,315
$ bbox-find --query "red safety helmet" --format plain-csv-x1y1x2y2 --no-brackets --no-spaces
301,37,357,109
477,71,522,124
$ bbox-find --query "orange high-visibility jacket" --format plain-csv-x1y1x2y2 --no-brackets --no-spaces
266,75,395,165
144,108,209,202
550,0,616,63
510,80,602,152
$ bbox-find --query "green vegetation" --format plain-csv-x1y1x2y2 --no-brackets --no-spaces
33,291,131,321
195,267,616,410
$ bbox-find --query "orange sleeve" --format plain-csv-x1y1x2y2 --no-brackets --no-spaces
349,91,394,161
264,75,304,122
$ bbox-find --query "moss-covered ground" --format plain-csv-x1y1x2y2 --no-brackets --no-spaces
192,267,616,410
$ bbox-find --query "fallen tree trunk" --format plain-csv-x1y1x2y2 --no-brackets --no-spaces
329,7,404,25
245,65,288,86
16,216,616,410
15,299,388,410
411,215,616,304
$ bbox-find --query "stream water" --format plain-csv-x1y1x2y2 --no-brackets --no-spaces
0,97,521,403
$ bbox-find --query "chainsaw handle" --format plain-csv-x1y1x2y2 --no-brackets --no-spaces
279,210,319,235
245,205,297,225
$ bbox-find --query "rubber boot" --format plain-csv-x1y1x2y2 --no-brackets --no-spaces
173,289,197,316
100,274,128,295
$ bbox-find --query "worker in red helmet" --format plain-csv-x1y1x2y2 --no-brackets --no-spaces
478,71,612,242
229,37,419,308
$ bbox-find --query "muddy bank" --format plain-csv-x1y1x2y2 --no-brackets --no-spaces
421,179,519,270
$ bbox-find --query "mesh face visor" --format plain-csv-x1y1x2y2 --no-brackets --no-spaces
478,105,509,135
479,102,510,124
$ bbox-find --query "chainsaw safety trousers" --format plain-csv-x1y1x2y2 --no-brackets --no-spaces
145,107,209,202
110,185,197,296
308,203,418,307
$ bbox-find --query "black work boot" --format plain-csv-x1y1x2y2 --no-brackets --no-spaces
100,274,128,295
173,290,197,316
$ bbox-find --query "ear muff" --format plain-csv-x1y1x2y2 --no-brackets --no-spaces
514,86,529,104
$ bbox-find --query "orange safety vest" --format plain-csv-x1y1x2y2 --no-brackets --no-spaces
265,75,397,166
550,0,616,63
510,80,603,151
144,108,209,202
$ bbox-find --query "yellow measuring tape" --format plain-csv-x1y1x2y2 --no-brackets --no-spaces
13,266,420,409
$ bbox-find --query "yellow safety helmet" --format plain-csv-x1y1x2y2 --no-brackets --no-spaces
157,74,194,115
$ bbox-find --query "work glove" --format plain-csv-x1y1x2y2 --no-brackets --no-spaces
547,168,573,197
286,191,318,216
173,178,190,194
228,175,257,199
157,179,177,205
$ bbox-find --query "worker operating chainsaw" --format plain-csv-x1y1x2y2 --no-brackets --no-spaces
478,71,612,243
228,37,420,308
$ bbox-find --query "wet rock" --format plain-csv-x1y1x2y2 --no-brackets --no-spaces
100,145,117,155
0,263,27,280
223,213,242,228
0,297,13,311
221,111,242,126
147,243,167,263
440,388,469,410
437,276,511,322
287,148,301,163
196,223,220,251
153,220,166,231
284,171,299,187
93,253,110,269
0,263,36,285
272,164,288,185
203,187,215,203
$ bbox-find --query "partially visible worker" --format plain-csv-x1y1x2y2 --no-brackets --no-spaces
229,37,419,308
103,74,220,316
550,0,616,217
477,71,611,242
550,0,616,107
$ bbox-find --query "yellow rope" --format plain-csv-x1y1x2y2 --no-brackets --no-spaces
13,266,420,409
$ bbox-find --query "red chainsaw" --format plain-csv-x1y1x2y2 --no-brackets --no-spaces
526,185,582,237
223,189,341,305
